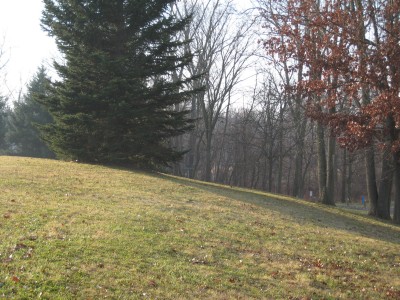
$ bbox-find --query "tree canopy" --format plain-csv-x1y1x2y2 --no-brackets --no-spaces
40,0,197,167
6,66,55,158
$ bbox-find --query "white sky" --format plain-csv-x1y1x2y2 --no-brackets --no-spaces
0,0,57,102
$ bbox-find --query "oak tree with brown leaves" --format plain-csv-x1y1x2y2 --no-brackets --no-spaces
261,0,400,222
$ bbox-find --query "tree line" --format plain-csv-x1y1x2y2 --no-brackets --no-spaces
0,0,398,223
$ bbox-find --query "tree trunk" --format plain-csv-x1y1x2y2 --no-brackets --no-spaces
277,133,283,194
293,148,304,197
204,131,212,182
287,161,292,195
277,155,283,194
292,114,307,198
262,156,268,190
365,146,379,216
268,155,274,192
377,148,393,219
393,152,400,224
215,97,232,183
347,152,353,204
317,123,328,203
324,134,336,205
341,148,347,203
377,116,396,219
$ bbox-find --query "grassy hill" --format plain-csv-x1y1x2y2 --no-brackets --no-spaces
0,156,399,299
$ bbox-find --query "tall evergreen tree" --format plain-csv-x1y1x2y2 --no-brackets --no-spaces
6,67,55,158
40,0,196,167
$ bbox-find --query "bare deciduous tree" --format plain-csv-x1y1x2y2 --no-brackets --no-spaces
173,0,256,181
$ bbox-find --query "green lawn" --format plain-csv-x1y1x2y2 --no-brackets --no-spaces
0,156,399,299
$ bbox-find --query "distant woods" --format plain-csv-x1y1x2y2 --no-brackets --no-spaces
0,0,399,223
170,0,400,223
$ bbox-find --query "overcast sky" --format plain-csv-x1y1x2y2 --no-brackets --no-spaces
0,0,57,101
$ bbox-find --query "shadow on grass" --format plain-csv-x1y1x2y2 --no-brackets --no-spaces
157,174,400,245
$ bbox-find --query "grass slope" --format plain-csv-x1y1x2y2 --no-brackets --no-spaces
0,156,399,299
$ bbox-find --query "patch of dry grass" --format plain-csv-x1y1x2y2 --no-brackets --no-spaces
0,156,399,299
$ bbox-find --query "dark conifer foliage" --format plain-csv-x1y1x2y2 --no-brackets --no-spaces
40,0,195,167
6,67,55,158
